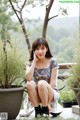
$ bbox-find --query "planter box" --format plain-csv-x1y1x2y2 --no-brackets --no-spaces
61,101,78,108
0,86,24,120
72,105,80,115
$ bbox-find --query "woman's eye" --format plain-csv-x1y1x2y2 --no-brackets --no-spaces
42,47,44,50
35,47,39,50
36,45,45,50
36,48,39,50
42,46,45,50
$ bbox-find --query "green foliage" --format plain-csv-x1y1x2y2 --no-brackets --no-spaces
33,116,50,120
0,34,25,88
67,34,80,88
20,116,79,120
60,89,76,102
0,0,78,64
0,0,18,32
60,7,68,16
0,0,11,23
27,0,46,7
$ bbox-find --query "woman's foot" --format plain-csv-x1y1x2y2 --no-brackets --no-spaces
34,105,42,118
42,106,49,117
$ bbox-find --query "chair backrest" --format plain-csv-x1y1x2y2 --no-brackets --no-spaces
57,63,76,91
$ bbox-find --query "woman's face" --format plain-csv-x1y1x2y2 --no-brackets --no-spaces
34,44,48,59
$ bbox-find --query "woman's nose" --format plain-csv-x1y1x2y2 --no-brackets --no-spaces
38,49,42,53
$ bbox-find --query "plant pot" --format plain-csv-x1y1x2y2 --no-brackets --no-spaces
0,86,24,120
61,101,78,108
73,88,80,106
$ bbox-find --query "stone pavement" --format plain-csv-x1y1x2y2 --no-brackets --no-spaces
16,108,80,120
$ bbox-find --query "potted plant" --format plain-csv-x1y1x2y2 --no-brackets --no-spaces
67,34,80,106
60,89,77,108
0,30,25,119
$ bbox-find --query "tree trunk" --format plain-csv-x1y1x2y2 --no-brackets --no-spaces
42,0,54,39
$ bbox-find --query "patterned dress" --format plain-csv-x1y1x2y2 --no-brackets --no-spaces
26,57,59,90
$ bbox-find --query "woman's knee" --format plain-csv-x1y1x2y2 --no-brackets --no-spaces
26,81,36,90
38,80,48,89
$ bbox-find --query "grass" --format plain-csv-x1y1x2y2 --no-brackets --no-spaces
33,117,79,120
18,116,80,120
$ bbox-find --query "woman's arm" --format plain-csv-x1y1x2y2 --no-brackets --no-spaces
50,68,59,88
25,61,36,81
25,53,38,81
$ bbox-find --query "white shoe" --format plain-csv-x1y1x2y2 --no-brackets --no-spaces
50,102,63,116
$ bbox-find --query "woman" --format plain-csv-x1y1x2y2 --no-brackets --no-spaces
25,38,59,118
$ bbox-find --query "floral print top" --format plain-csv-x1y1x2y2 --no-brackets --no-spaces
26,57,59,89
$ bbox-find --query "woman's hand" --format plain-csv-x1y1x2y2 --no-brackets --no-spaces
33,53,38,63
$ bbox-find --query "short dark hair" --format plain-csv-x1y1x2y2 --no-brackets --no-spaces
29,38,53,61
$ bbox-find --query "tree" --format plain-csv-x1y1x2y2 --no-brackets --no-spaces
42,0,58,38
0,0,19,30
7,0,67,53
8,0,31,53
7,0,58,53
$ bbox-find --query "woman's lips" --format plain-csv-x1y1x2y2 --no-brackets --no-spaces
38,54,43,57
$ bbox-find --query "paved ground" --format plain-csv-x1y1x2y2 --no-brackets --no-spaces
16,108,80,120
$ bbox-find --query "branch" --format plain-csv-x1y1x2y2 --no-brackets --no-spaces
20,0,27,12
16,1,21,10
9,0,22,24
9,0,31,53
7,40,13,48
48,15,58,21
42,0,54,38
46,0,54,16
15,9,20,13
20,0,27,22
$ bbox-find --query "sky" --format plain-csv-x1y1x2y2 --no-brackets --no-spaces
23,0,79,19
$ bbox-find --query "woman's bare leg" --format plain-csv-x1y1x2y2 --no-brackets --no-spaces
38,80,48,106
38,80,54,106
38,80,54,115
26,81,42,117
26,81,40,107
